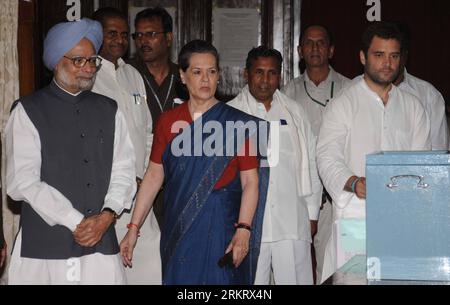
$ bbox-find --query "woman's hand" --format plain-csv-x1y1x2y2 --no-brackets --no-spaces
120,229,139,268
225,228,251,268
119,161,165,268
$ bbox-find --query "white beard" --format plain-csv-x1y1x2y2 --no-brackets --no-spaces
57,67,96,92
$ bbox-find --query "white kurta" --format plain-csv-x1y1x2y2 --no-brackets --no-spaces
229,87,321,284
282,67,351,137
316,77,431,282
6,97,136,285
353,71,448,150
398,70,448,150
92,58,161,285
92,57,152,179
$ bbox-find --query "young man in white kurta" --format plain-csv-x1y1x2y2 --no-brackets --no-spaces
354,68,449,151
317,22,431,282
229,47,321,285
92,8,161,284
282,25,351,283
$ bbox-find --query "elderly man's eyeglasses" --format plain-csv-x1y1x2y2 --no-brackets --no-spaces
63,56,102,68
132,31,166,40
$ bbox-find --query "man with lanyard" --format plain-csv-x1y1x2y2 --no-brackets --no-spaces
128,7,188,229
92,8,160,285
317,21,430,282
5,18,136,284
229,46,322,285
282,25,350,283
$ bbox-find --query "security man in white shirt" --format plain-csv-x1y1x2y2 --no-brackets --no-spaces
393,24,448,150
229,46,322,285
282,25,350,283
283,25,350,137
92,8,161,285
317,21,431,282
395,69,448,150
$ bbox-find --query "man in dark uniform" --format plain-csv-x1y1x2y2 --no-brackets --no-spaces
128,7,188,229
129,7,187,128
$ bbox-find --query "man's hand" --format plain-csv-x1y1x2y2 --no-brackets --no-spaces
310,220,318,238
345,176,367,199
354,178,366,199
0,242,7,268
73,212,115,247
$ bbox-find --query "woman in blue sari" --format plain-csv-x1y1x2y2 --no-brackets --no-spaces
120,40,269,285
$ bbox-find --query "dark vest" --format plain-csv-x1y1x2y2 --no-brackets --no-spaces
17,81,118,259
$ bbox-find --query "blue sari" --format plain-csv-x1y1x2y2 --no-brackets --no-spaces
160,102,269,285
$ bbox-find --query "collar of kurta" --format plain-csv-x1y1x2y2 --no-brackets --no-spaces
359,77,398,108
50,80,88,104
98,56,126,74
399,68,415,91
304,65,336,88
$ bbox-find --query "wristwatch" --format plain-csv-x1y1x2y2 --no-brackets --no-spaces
102,207,119,219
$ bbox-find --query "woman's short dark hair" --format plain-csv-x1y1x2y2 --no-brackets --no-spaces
178,40,220,72
134,7,173,32
361,21,404,57
245,46,283,72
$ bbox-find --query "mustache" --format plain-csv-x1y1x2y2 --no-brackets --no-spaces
140,45,153,52
76,73,95,79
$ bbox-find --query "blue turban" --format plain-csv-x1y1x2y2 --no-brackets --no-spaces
43,18,103,71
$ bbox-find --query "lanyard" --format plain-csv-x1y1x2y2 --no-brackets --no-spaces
143,74,175,112
304,81,334,107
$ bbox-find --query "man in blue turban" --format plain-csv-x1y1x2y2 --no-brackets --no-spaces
5,18,136,284
43,18,103,71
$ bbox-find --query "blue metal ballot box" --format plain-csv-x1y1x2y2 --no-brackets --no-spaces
366,151,450,282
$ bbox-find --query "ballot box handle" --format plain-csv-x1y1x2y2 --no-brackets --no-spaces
386,175,429,189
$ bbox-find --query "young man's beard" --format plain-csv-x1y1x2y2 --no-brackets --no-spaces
365,65,399,86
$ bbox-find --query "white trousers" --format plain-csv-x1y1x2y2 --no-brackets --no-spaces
115,209,162,285
314,201,333,283
8,231,126,285
254,239,313,285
